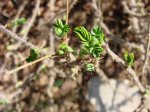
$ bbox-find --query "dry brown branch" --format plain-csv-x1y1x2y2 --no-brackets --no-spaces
49,0,78,25
6,54,56,75
12,0,28,33
0,24,35,48
103,43,145,93
122,1,149,18
122,0,141,35
63,0,70,44
0,24,49,54
22,0,40,38
93,0,145,93
95,59,108,81
142,23,150,74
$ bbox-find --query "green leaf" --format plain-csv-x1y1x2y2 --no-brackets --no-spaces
54,79,64,88
53,19,70,37
26,49,39,62
91,26,105,43
92,45,104,58
57,50,65,55
74,26,93,43
57,43,73,55
16,18,26,25
6,18,26,28
86,63,95,72
124,51,134,67
80,42,104,58
12,18,26,26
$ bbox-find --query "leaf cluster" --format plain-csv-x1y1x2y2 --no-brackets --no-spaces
53,19,70,37
11,18,26,27
57,43,73,55
26,49,39,62
53,19,105,72
86,63,95,72
124,51,134,67
74,26,105,58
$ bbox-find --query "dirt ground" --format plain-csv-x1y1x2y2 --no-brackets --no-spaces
0,0,150,112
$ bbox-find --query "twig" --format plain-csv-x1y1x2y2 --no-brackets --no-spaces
47,70,56,98
6,54,56,75
104,43,125,64
0,24,35,48
12,0,28,33
49,29,55,54
122,1,149,18
103,43,145,93
49,0,77,25
66,0,69,25
95,59,108,80
0,24,48,54
47,70,56,112
62,0,70,44
22,0,40,38
142,23,150,74
94,0,145,93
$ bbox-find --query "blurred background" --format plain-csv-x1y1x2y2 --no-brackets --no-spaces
0,0,150,112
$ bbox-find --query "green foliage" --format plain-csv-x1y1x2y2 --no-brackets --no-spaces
6,18,26,28
26,49,39,62
91,26,105,44
57,43,73,55
92,44,104,58
52,20,105,72
54,79,64,88
11,18,26,27
53,19,70,37
80,44,104,58
86,63,95,72
124,51,134,67
57,50,65,55
74,26,92,43
74,26,105,58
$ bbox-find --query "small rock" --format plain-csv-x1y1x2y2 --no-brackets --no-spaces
87,77,141,112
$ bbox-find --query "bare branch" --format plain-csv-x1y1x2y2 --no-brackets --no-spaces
122,1,149,18
0,24,35,48
142,23,150,74
13,0,28,33
6,54,56,75
0,24,49,54
22,0,40,38
103,43,145,93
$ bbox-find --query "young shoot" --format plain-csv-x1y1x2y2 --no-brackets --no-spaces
124,51,134,67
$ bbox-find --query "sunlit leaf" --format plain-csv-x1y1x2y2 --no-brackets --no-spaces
86,63,95,72
124,51,134,67
53,19,70,37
